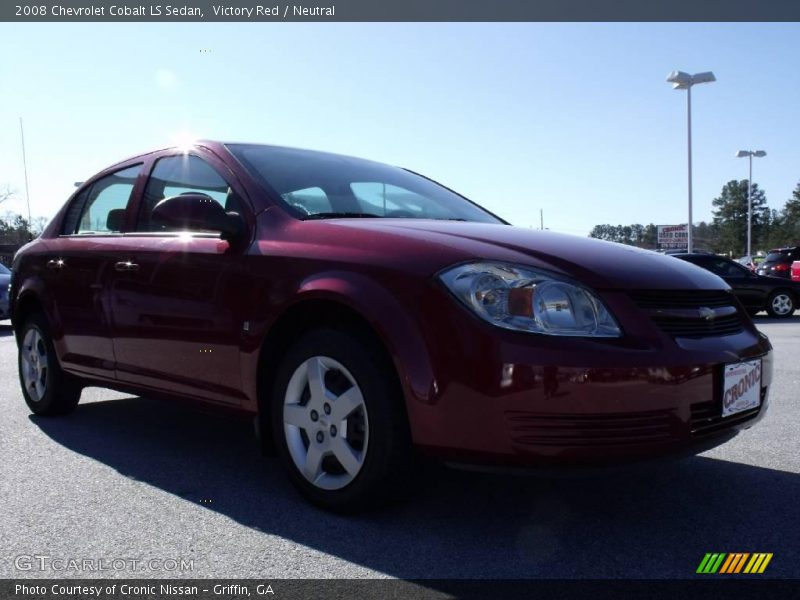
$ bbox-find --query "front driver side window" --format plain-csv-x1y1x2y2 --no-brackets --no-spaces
137,155,242,232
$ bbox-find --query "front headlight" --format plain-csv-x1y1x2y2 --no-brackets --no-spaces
439,261,621,338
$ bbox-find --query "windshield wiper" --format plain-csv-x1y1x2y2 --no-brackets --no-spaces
303,212,382,220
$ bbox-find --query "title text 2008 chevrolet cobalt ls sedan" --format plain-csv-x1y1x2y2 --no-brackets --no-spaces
11,142,772,511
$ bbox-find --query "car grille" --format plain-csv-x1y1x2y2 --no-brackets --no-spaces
690,392,764,437
629,290,745,338
505,410,676,447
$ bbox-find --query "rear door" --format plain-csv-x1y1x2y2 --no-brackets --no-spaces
42,164,143,379
107,152,251,405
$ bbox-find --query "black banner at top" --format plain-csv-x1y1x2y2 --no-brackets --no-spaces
3,0,800,22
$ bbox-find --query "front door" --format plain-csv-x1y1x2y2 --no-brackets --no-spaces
108,153,250,405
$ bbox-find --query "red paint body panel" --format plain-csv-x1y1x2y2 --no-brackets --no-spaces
11,141,773,466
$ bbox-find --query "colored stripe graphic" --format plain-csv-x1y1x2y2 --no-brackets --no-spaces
744,553,773,574
733,553,750,573
719,554,736,574
720,553,748,573
699,552,773,574
697,553,727,573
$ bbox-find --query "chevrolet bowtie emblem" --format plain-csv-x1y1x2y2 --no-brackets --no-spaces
699,307,716,320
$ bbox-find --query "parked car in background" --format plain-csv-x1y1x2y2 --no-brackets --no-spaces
735,255,757,272
9,141,774,511
792,261,800,282
0,263,11,320
674,253,800,318
757,247,800,279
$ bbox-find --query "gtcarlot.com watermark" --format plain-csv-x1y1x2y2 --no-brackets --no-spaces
15,555,194,573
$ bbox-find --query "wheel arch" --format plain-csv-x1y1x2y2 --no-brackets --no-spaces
11,290,46,346
250,273,436,452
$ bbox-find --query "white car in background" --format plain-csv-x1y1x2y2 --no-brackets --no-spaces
736,255,757,272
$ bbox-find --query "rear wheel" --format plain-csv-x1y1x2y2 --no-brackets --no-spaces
18,313,82,415
766,290,795,318
270,328,412,512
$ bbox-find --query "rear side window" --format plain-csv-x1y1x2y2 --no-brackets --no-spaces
62,165,140,235
707,259,748,277
137,155,242,231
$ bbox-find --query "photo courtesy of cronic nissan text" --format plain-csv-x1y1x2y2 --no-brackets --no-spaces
1,2,799,600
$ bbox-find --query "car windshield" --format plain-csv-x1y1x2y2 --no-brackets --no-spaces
227,144,504,223
0,263,10,275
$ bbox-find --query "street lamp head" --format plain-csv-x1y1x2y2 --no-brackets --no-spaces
691,71,716,85
667,70,716,89
736,150,767,158
666,70,692,89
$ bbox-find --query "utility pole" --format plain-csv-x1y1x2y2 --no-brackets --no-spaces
540,209,544,230
19,117,33,240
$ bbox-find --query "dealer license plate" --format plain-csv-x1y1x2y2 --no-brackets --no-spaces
722,359,762,417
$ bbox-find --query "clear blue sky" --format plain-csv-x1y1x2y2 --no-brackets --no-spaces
1,23,798,236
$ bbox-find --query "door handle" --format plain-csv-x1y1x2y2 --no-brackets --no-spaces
114,261,140,272
47,258,65,270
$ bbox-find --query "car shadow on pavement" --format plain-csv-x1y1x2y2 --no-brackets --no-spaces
31,395,799,579
753,316,800,324
0,323,14,337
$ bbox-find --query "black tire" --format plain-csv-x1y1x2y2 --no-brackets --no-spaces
766,290,795,319
270,328,413,512
18,313,82,416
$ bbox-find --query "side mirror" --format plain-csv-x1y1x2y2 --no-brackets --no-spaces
151,193,244,241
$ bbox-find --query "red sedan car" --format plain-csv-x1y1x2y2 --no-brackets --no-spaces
10,142,773,511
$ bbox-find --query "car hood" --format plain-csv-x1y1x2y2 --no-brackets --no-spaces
317,219,727,291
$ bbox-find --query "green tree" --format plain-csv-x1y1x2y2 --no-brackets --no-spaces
711,180,769,255
0,212,44,243
693,221,720,253
777,181,800,246
589,223,659,248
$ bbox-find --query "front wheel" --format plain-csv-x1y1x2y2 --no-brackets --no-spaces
18,314,82,415
270,328,412,512
766,290,795,318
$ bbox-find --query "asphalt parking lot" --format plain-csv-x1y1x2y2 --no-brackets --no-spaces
0,318,798,580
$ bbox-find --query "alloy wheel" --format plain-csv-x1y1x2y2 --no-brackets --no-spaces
282,356,369,490
771,293,793,316
21,328,49,403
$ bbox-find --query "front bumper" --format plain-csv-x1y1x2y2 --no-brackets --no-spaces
0,298,9,320
403,289,773,466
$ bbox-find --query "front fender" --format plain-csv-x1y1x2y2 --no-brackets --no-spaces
243,269,437,415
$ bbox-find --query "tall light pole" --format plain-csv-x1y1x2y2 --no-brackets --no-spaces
666,70,716,253
735,150,766,258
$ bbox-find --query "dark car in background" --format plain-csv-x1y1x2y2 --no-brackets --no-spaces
0,263,11,320
757,247,800,279
9,141,774,511
674,253,800,318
